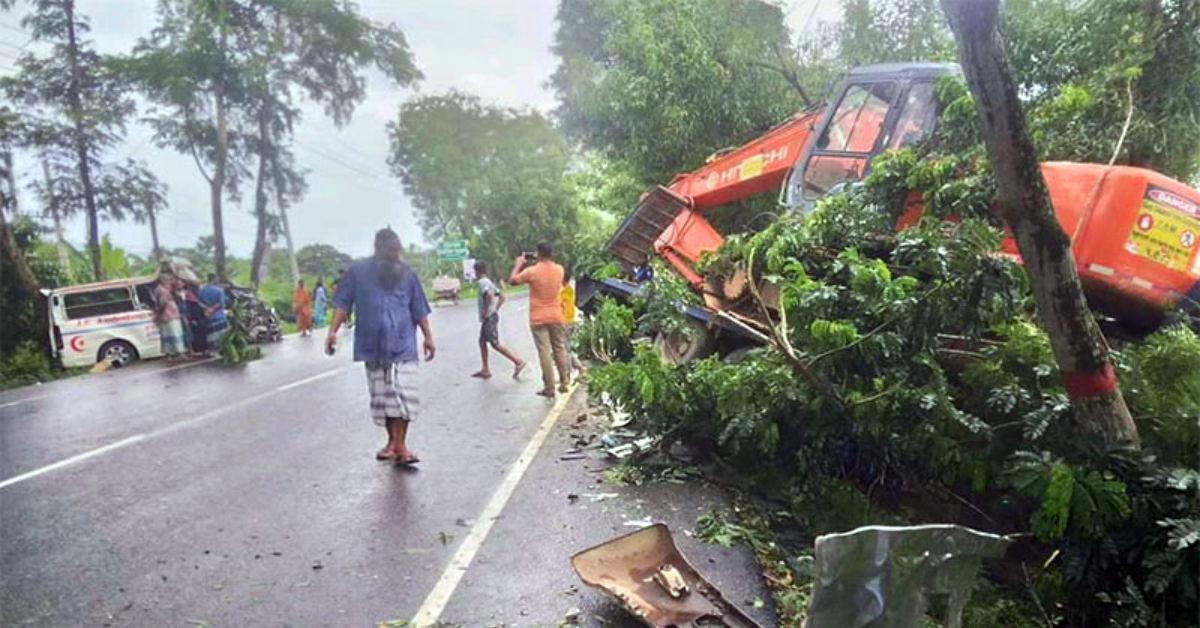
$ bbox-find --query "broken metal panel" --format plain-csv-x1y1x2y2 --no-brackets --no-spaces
571,524,763,628
804,524,1011,628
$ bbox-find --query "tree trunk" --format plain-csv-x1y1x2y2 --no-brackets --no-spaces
63,0,102,282
249,106,271,290
0,164,39,299
271,153,300,287
209,1,230,284
941,0,1139,447
148,208,161,261
42,158,73,275
210,82,229,283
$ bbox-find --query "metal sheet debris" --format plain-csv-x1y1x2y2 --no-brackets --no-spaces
804,524,1011,628
571,523,763,628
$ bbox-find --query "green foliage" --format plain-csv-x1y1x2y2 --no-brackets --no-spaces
590,138,1200,624
1006,0,1200,179
550,0,803,183
387,92,578,272
0,341,54,390
838,0,957,67
2,0,167,281
573,297,636,363
296,244,351,282
217,298,262,366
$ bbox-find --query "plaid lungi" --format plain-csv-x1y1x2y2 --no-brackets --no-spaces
365,361,419,426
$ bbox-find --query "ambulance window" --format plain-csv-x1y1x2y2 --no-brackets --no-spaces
63,288,135,319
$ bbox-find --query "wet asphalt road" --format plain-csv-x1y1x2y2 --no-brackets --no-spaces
0,298,774,628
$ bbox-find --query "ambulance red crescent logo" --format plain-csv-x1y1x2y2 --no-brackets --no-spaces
69,336,85,352
1137,213,1154,231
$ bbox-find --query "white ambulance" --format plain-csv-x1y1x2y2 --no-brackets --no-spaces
45,276,165,368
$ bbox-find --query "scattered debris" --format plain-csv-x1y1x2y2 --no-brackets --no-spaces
312,562,324,571
377,620,408,628
437,531,454,545
455,518,470,527
211,583,224,591
571,524,763,628
582,492,618,503
623,518,654,528
567,493,580,503
560,454,588,461
564,607,583,624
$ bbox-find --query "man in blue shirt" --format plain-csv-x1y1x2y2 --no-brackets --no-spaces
198,274,229,354
326,228,435,466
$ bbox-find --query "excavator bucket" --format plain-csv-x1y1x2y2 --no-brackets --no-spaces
571,524,763,628
606,186,691,268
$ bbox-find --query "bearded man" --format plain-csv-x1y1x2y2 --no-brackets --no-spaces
326,228,435,466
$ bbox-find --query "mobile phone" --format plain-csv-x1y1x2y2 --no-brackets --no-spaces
523,252,536,262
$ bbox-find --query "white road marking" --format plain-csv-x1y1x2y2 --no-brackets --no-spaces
0,366,348,490
0,435,147,490
412,384,579,628
276,366,347,392
0,394,52,409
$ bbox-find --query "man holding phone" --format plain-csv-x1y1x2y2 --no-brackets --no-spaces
326,228,435,466
509,240,571,397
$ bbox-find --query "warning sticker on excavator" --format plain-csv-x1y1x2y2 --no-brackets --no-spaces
1125,185,1200,272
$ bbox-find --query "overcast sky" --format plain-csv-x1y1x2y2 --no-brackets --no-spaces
2,0,839,260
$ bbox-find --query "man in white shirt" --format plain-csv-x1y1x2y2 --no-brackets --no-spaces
472,261,526,380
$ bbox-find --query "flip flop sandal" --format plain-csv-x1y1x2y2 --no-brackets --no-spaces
394,455,420,466
376,449,397,461
471,371,493,379
513,362,527,380
536,389,555,398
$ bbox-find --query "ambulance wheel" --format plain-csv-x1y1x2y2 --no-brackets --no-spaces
99,340,138,367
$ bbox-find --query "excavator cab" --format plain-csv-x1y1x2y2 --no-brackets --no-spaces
782,62,957,209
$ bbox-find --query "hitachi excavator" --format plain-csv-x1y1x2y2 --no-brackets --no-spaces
584,62,1200,362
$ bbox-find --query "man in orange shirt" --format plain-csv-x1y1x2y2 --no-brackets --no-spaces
510,240,571,397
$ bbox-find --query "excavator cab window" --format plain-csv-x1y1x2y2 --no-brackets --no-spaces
887,82,937,149
802,81,898,201
785,71,945,208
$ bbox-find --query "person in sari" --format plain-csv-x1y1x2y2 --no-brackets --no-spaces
293,279,313,337
313,278,328,328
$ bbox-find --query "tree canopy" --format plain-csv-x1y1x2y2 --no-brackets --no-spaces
550,0,805,183
387,92,577,271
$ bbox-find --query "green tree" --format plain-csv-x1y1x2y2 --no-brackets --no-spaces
1005,0,1200,180
388,92,577,272
550,0,804,183
942,0,1138,446
241,0,420,289
837,0,956,66
296,243,351,281
2,0,166,281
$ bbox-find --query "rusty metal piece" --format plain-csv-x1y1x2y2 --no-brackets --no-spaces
652,564,689,599
571,524,763,628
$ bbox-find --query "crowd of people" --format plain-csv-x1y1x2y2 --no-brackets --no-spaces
153,272,229,363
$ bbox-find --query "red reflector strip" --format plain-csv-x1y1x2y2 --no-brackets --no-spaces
1063,363,1118,399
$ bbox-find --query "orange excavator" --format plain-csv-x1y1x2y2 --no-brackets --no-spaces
588,62,1200,361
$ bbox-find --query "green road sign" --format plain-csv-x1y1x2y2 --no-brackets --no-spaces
437,239,469,261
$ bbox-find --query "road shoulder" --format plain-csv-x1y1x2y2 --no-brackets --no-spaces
437,385,777,628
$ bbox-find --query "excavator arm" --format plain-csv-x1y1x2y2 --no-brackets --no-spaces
605,110,820,288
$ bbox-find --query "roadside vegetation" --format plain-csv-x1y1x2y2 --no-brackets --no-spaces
558,1,1200,626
